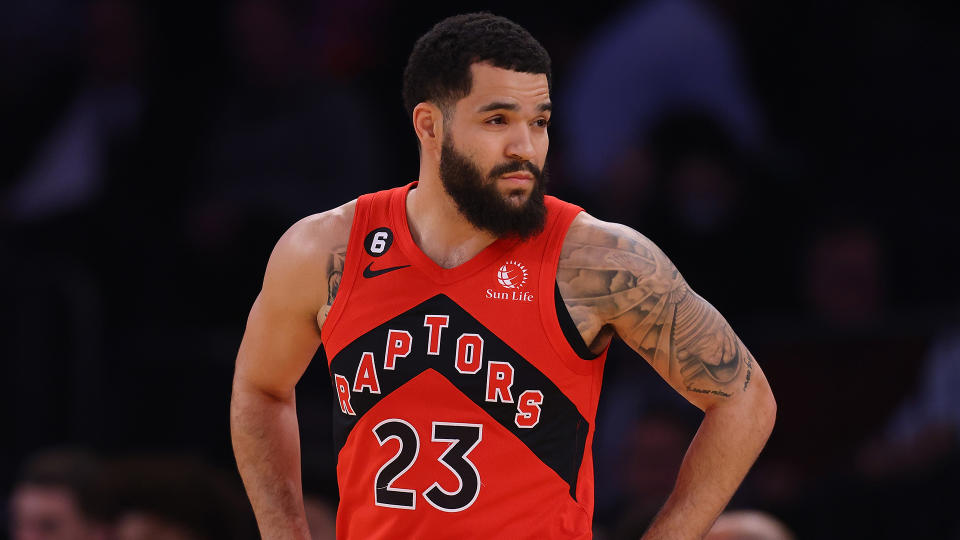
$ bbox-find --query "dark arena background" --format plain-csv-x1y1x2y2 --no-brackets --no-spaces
2,1,958,538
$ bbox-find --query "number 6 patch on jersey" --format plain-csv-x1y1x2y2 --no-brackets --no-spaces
364,227,394,256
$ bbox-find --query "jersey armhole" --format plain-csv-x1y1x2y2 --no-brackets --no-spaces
537,205,609,375
554,282,600,360
320,197,370,353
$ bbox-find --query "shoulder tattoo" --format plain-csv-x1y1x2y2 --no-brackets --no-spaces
559,218,753,397
317,246,346,328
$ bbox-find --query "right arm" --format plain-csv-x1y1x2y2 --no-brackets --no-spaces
558,214,775,539
230,202,353,539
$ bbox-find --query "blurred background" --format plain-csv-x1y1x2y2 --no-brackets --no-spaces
2,0,958,538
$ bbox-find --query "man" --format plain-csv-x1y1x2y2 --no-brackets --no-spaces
231,12,775,539
101,455,258,540
9,449,109,540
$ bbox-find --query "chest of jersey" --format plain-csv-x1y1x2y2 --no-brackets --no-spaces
320,184,605,539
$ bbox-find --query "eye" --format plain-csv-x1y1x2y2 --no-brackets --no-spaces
534,117,551,128
485,115,506,125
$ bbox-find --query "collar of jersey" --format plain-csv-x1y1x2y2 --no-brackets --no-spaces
390,181,520,285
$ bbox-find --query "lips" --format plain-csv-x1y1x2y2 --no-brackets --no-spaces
501,173,534,182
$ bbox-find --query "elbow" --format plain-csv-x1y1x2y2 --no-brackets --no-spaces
758,381,777,437
765,390,777,434
745,360,777,436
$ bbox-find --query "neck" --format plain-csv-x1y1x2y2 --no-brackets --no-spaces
406,173,499,269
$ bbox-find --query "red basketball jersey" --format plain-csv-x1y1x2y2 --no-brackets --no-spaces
321,182,608,539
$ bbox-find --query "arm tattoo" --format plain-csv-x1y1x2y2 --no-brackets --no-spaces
317,246,346,327
558,219,754,397
326,248,345,306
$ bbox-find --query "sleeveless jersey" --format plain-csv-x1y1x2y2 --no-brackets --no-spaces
321,182,609,539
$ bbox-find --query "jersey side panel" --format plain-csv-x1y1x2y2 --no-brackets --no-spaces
536,200,610,514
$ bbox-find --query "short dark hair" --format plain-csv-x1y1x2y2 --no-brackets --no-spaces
402,12,552,120
101,455,258,539
16,448,108,519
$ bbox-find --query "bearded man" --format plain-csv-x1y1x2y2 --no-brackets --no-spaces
230,12,776,540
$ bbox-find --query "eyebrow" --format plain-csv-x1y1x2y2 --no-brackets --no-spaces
476,101,553,113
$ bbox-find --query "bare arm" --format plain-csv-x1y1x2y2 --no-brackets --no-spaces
558,213,776,540
230,202,353,539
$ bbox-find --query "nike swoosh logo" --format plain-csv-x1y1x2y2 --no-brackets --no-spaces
363,262,411,278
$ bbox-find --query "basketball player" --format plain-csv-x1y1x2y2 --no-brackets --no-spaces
230,12,776,539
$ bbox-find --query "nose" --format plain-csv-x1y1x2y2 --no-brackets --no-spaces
505,124,536,162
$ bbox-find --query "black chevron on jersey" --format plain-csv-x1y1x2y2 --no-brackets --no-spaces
328,294,589,498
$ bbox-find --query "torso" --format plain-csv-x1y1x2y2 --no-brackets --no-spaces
319,182,607,539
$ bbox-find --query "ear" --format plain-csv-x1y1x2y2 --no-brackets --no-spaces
413,102,444,158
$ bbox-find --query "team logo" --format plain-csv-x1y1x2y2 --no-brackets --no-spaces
363,262,410,279
496,260,528,289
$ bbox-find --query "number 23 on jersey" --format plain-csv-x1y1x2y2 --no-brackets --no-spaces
373,419,482,513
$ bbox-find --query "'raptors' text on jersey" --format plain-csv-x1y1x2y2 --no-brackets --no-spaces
321,183,608,539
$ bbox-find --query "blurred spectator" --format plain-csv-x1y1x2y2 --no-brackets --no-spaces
749,218,902,472
557,0,777,317
789,322,960,538
603,405,700,539
101,455,257,540
705,510,795,540
1,1,146,471
4,0,142,222
9,448,109,540
303,494,336,540
188,0,383,253
0,1,85,194
804,219,885,331
114,513,202,540
560,0,760,194
648,112,743,236
592,342,691,521
306,0,391,81
859,322,960,478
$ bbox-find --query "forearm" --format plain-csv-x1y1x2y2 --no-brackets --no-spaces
231,378,311,540
642,382,776,540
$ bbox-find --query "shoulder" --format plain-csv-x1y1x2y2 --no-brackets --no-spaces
280,199,357,252
558,212,687,319
562,211,634,244
262,200,357,311
561,212,677,277
271,199,356,269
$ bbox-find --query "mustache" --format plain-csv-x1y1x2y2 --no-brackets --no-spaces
487,160,543,180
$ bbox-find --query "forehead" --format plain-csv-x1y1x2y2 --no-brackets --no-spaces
13,485,78,512
460,62,550,110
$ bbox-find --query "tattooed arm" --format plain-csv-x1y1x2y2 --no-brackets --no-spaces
559,213,776,540
231,200,354,539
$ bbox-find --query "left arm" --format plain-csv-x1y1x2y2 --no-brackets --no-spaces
558,213,776,539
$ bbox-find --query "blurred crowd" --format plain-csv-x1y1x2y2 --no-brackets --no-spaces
7,448,335,539
2,0,958,538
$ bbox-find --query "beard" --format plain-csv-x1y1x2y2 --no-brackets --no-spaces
439,136,548,240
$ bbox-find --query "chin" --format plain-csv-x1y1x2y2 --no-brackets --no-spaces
502,191,530,207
